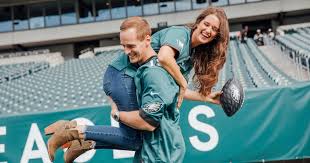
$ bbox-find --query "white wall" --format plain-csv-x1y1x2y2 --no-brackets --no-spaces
36,44,74,60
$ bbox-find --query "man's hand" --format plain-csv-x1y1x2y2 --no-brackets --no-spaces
204,91,222,105
177,82,187,108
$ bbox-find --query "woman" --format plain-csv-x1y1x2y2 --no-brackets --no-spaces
151,6,229,105
46,7,229,162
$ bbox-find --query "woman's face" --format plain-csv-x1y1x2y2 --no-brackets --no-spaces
193,14,220,45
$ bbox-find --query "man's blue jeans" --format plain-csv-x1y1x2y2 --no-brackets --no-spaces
84,66,142,151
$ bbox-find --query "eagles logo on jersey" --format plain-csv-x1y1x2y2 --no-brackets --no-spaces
143,103,163,113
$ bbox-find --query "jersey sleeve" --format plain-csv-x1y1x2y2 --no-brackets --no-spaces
160,28,188,53
139,67,177,128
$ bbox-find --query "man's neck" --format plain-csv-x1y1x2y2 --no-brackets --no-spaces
138,48,156,65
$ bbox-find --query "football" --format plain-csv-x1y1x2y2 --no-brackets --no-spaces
220,78,245,117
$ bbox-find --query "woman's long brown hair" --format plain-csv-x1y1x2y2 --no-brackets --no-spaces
188,7,229,96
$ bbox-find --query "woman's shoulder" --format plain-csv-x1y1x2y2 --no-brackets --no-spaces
170,25,190,30
166,26,191,34
153,26,190,36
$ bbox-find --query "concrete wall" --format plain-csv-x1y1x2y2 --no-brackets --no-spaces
30,43,74,60
282,14,310,25
99,38,120,47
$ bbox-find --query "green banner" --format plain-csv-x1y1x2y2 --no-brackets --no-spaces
0,82,309,163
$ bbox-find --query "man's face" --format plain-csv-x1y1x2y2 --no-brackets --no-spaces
120,28,149,64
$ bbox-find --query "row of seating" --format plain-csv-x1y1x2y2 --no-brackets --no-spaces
277,23,310,34
95,49,123,56
238,41,276,87
297,30,310,41
298,27,310,34
275,28,310,71
0,49,49,59
213,55,230,91
246,39,296,86
94,45,122,55
283,35,310,52
0,50,120,115
227,40,254,88
291,33,310,46
0,52,64,67
0,62,49,84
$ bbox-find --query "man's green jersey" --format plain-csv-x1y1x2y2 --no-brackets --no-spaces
133,56,185,163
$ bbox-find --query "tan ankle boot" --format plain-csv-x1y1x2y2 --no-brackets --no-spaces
47,126,80,161
45,120,77,135
64,140,93,163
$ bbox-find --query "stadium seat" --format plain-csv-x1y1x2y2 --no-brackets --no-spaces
0,49,120,115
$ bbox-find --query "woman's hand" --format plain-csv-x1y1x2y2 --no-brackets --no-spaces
204,91,222,105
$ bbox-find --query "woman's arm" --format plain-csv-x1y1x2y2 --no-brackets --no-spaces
157,45,188,108
184,89,222,105
157,46,221,106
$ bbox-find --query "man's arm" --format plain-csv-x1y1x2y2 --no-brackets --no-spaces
109,96,156,132
114,67,173,133
119,111,156,132
119,67,173,132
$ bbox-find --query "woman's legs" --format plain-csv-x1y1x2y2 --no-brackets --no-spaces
103,66,139,111
66,66,142,162
62,123,141,163
86,65,142,150
47,66,142,161
82,125,141,151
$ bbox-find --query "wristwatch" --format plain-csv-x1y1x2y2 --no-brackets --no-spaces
113,111,120,122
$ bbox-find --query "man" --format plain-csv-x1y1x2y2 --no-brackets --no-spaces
254,29,264,46
46,17,185,163
115,17,185,162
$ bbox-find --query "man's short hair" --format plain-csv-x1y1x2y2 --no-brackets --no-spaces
120,17,152,41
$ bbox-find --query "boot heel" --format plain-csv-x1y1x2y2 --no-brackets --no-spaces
62,142,72,149
64,140,93,163
47,127,80,162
